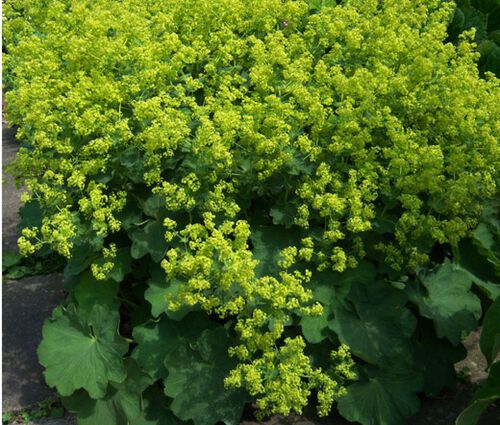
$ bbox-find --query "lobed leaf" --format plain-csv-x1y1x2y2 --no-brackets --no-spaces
38,304,128,399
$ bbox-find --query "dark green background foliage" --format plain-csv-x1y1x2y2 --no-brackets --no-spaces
449,0,500,75
3,0,500,424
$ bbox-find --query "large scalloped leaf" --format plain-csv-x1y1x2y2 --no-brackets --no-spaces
300,309,330,344
300,262,375,344
74,271,120,312
337,366,423,425
62,359,152,425
18,199,43,229
115,147,145,184
329,280,416,363
38,304,128,399
299,274,341,344
470,277,500,301
250,225,302,277
408,260,481,345
131,386,189,425
132,313,212,380
164,327,247,425
269,204,296,227
130,220,168,262
317,260,377,288
412,322,466,397
458,238,499,287
144,265,194,319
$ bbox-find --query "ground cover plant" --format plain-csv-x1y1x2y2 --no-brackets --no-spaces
2,248,64,280
3,0,500,424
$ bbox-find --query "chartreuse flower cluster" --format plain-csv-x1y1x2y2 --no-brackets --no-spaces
158,212,354,415
3,0,499,423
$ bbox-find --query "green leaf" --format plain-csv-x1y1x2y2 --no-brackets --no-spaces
455,398,497,425
92,248,132,283
308,0,337,12
480,297,500,364
164,327,247,425
316,260,377,289
477,195,500,231
479,39,500,75
250,225,302,277
131,385,188,425
459,1,489,41
144,265,193,319
64,246,94,278
18,199,43,229
311,282,338,306
110,248,133,282
269,205,295,227
130,221,168,262
408,260,481,345
450,6,466,32
132,313,210,380
116,147,145,183
412,322,466,397
456,239,499,302
489,7,500,33
329,280,416,363
116,203,143,230
474,361,500,400
472,223,495,251
299,284,335,345
2,412,13,423
38,304,128,398
132,319,177,381
2,250,22,269
143,195,166,218
471,279,500,301
300,309,330,344
63,359,152,425
74,271,120,313
471,0,500,14
5,265,30,279
458,238,498,284
337,367,423,425
300,264,371,344
456,362,500,425
49,407,64,419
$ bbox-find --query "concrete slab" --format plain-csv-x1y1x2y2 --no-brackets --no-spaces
2,274,66,411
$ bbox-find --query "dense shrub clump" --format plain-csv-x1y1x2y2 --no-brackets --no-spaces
3,0,500,424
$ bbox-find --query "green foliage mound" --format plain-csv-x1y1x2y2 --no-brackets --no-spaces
3,0,500,424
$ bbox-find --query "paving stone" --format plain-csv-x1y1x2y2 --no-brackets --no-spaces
2,274,66,411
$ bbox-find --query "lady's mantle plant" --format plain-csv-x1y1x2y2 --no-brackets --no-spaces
3,0,500,424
